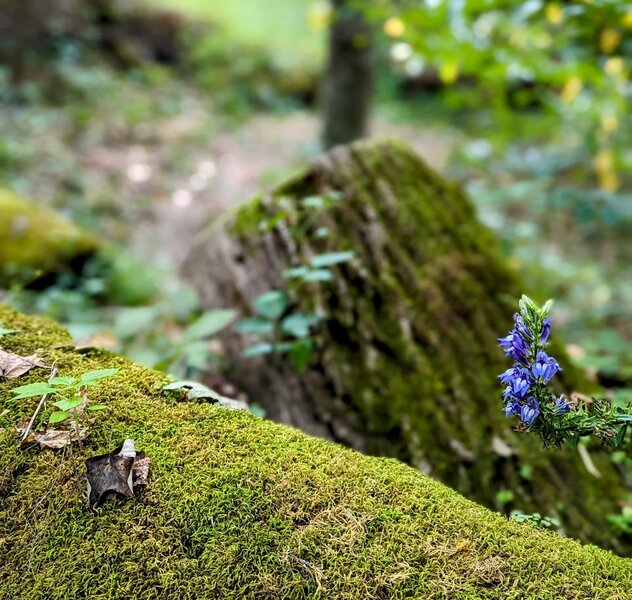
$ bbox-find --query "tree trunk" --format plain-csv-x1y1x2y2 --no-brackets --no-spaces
183,138,631,553
2,304,632,596
321,0,373,149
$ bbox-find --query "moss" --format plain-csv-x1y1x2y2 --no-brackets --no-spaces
0,189,99,284
0,305,631,599
184,137,629,553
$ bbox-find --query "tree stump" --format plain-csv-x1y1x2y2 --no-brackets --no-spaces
183,138,630,552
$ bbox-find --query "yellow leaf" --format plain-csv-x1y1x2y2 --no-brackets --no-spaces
455,540,471,552
600,113,618,135
593,149,613,172
604,57,626,79
593,150,619,192
439,60,459,85
384,17,405,38
622,12,632,29
561,77,582,103
598,171,619,192
307,2,331,32
600,29,621,54
545,3,564,25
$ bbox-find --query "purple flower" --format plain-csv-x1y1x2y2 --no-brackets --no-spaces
512,374,532,398
498,367,515,384
504,400,521,417
510,333,530,365
519,400,539,426
531,351,561,384
540,317,551,344
498,301,559,426
514,314,532,341
554,397,571,414
498,333,515,352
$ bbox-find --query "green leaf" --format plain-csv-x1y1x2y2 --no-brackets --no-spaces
48,411,70,424
79,368,119,384
314,227,330,239
236,318,274,335
87,404,108,411
310,251,355,268
281,313,321,338
11,382,53,399
54,397,83,411
0,327,16,336
184,309,237,341
283,266,310,279
48,376,76,386
242,343,274,357
303,269,332,282
253,291,288,320
301,195,325,208
288,338,313,371
113,306,159,340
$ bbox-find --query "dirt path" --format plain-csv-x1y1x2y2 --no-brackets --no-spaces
129,110,455,266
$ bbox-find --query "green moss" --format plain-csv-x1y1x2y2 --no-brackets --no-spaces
186,137,628,553
1,305,631,599
0,189,99,284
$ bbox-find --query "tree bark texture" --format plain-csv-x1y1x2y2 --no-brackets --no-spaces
321,0,373,149
183,138,631,553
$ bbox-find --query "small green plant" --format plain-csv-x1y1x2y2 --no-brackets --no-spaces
237,192,355,371
115,305,237,376
511,510,561,531
237,290,321,370
12,368,119,441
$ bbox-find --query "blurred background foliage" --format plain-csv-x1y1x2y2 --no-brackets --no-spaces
0,0,630,401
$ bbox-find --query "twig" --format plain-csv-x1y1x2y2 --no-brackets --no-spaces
21,361,58,442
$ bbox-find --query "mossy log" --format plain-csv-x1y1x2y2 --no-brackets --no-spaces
0,305,631,598
0,189,99,286
183,138,631,553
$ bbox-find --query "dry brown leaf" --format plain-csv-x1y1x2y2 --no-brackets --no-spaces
33,428,87,450
132,451,151,487
0,348,45,379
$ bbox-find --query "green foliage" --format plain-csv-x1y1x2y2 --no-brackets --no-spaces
11,368,118,427
237,192,354,371
511,510,561,531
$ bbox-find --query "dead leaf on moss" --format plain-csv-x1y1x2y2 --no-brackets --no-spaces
132,451,151,486
86,440,150,511
0,349,45,379
34,428,87,450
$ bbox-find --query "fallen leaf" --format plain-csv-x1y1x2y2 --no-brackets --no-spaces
86,440,150,511
163,380,248,410
132,451,151,487
33,428,87,450
0,349,45,379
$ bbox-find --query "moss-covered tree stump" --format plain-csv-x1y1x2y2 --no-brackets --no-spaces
0,305,631,598
183,138,631,553
0,189,99,285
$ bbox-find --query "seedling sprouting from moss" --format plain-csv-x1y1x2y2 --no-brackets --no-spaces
499,295,632,449
236,191,352,371
12,368,119,444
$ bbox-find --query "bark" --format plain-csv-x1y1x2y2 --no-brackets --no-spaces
321,0,373,149
183,138,631,553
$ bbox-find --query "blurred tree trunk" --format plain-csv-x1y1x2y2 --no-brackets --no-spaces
183,137,630,554
321,0,373,149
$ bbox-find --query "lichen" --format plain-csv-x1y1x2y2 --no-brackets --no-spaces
0,305,631,599
0,189,99,284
